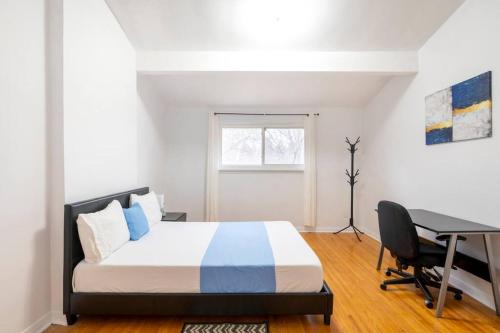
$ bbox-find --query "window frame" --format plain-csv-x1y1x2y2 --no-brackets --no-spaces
218,124,305,172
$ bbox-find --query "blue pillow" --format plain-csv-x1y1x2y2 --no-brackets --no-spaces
123,203,150,241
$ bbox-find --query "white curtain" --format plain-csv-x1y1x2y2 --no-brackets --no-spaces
304,113,317,227
205,113,219,221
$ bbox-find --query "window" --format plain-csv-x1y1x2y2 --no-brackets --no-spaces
265,128,304,164
220,127,305,170
221,128,262,165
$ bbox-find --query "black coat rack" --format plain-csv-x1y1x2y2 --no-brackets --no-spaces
334,137,364,241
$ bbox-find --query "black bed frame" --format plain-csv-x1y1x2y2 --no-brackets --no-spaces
63,188,334,325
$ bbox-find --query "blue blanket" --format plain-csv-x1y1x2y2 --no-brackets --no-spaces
200,222,276,293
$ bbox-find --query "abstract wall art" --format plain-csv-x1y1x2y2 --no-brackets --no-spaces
425,71,492,145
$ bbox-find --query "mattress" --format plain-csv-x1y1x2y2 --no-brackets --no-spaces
73,221,323,293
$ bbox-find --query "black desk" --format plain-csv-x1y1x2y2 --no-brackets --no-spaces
376,209,500,317
409,209,500,235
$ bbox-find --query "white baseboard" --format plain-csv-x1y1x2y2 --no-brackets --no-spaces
448,273,495,309
360,228,381,242
21,312,52,333
299,226,359,233
298,224,380,237
51,311,67,326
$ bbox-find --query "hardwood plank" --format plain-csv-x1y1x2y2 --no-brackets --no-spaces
45,233,500,333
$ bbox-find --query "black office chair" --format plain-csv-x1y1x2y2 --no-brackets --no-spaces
377,201,463,308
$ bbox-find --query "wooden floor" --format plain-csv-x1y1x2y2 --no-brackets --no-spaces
46,233,500,333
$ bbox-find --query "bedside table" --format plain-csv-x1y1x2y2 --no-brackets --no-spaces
161,212,187,222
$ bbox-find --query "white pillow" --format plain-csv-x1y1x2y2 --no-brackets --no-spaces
130,191,162,227
77,200,130,263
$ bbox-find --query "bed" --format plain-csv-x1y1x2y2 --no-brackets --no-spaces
64,188,333,325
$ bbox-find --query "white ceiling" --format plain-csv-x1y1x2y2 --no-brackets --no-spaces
109,0,463,107
106,0,463,51
141,72,391,107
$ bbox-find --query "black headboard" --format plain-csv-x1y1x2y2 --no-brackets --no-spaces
63,187,149,313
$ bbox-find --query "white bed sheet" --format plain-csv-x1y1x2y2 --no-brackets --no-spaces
73,221,323,293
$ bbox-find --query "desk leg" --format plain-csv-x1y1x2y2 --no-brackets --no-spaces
436,234,457,318
376,244,384,270
484,234,500,316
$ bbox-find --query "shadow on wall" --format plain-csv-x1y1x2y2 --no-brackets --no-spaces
364,74,417,139
359,74,417,235
137,75,169,194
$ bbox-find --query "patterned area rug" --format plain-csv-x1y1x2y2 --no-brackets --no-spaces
182,322,268,333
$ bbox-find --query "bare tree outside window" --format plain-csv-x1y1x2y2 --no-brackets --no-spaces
221,128,262,165
265,128,304,164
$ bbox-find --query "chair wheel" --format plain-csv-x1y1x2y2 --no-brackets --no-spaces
454,293,462,301
380,284,387,291
415,283,419,288
385,270,391,277
425,300,433,309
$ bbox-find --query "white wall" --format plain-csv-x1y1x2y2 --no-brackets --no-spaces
0,1,52,332
49,0,139,322
155,108,208,221
63,0,138,203
218,172,305,226
360,0,500,308
157,106,362,230
137,76,168,193
47,0,66,327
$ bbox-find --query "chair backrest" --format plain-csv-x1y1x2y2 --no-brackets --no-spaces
377,201,419,259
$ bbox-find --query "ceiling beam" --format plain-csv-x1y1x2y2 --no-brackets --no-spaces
137,51,418,75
